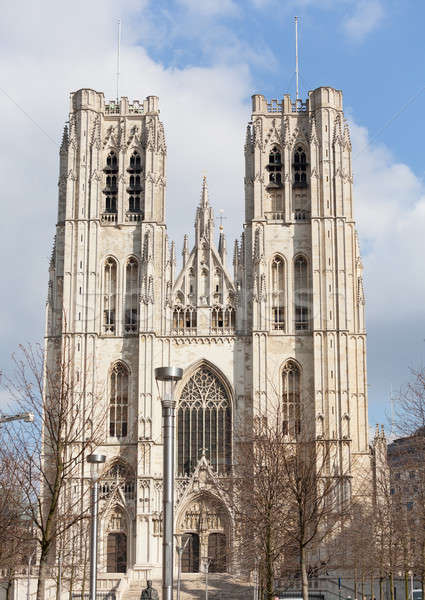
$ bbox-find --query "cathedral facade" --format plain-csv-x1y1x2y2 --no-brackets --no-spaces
46,86,369,589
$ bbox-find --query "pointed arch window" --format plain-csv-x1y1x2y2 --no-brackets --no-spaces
104,258,117,334
266,146,283,188
128,151,142,173
124,258,139,333
294,256,310,331
293,145,308,188
109,363,129,438
177,367,232,475
271,256,285,330
104,151,118,213
282,360,301,436
127,152,143,219
211,305,235,333
100,462,135,501
173,306,197,334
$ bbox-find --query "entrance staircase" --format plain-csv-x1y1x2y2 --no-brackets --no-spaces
121,573,254,600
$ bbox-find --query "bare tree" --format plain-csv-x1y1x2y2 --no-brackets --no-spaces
228,403,352,600
1,342,106,600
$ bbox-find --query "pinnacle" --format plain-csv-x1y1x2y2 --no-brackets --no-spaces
200,175,209,207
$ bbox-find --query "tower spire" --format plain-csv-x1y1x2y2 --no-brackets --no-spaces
195,176,213,243
295,16,299,102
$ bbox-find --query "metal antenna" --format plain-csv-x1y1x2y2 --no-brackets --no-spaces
295,16,299,102
116,19,121,104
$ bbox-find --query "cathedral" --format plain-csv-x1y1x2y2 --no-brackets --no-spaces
46,85,369,592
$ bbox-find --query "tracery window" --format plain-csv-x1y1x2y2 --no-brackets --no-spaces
100,462,135,501
282,360,301,436
172,306,197,334
127,152,143,217
104,152,118,213
177,367,232,475
293,145,307,187
124,258,139,333
211,305,235,333
104,258,117,334
266,146,283,188
271,255,285,330
294,256,309,331
109,363,129,438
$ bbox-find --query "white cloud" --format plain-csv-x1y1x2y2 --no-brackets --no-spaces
350,121,425,323
177,0,238,17
343,0,384,42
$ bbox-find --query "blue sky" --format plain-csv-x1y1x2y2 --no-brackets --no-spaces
1,0,425,435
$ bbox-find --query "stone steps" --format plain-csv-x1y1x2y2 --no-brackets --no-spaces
121,574,253,600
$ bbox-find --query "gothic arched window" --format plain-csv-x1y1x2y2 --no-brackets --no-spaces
282,360,301,436
294,256,309,331
124,258,138,334
109,363,129,438
173,306,197,333
100,461,135,501
104,152,118,213
271,255,285,330
267,146,283,188
104,258,117,334
128,151,142,172
178,367,232,475
211,306,235,333
127,152,143,218
293,145,308,187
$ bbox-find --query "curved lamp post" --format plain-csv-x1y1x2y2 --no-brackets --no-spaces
87,453,106,600
155,366,183,600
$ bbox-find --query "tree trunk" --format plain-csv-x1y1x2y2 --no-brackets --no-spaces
37,547,51,600
405,571,409,600
354,568,358,600
390,572,395,600
265,529,274,600
379,577,383,600
301,545,309,600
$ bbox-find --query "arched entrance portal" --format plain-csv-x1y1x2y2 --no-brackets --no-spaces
208,533,226,573
177,494,229,573
106,532,127,573
181,533,199,573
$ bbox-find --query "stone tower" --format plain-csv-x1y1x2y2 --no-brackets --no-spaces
241,88,368,479
45,85,369,591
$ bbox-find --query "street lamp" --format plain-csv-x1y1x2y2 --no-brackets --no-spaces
87,453,106,600
0,411,34,425
155,366,183,600
174,533,190,600
201,556,212,600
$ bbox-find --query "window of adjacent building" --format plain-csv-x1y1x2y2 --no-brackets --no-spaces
293,145,308,187
294,256,309,331
104,258,117,334
282,360,301,436
109,362,129,438
271,255,285,330
124,258,139,333
104,151,118,213
177,366,232,475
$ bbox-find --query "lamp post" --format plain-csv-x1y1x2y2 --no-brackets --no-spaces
201,556,212,600
155,366,183,600
87,453,106,600
174,534,190,600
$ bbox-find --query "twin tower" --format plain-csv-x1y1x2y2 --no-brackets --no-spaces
46,87,369,579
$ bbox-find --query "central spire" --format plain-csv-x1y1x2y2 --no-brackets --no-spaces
201,175,209,208
195,176,214,244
